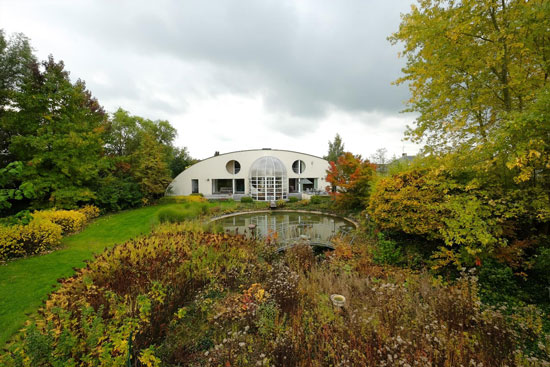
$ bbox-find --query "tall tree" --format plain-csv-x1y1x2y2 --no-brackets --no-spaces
390,0,550,152
0,31,35,165
132,134,172,202
325,152,377,209
5,56,106,208
324,133,345,163
370,148,388,165
169,146,195,178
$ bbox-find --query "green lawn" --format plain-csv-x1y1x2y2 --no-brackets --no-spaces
0,204,175,347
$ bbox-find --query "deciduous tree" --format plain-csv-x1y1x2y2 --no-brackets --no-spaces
326,152,376,209
390,0,550,152
132,134,172,201
5,56,106,208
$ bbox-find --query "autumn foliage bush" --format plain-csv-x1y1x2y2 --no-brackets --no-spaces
32,209,87,234
326,152,377,210
77,204,100,221
0,207,98,261
0,219,62,260
369,168,445,239
368,167,539,271
2,224,547,366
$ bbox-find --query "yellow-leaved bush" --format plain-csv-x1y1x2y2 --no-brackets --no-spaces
368,169,446,239
1,206,99,261
33,209,87,234
77,204,100,221
0,219,62,260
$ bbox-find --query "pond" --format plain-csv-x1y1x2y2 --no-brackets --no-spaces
213,211,356,251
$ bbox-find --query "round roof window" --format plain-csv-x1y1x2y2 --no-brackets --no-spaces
226,160,241,174
292,160,306,174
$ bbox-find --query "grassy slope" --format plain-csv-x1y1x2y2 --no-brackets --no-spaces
0,205,164,347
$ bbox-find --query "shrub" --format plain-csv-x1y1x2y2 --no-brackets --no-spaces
309,195,322,205
288,196,299,203
276,199,286,208
19,220,64,254
159,195,207,204
156,207,194,223
240,196,253,203
186,194,206,202
77,205,100,221
0,225,261,366
199,203,210,215
0,225,22,259
369,169,445,239
94,175,143,212
0,220,62,260
32,209,87,234
372,233,403,265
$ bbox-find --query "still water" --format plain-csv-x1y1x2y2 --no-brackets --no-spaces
214,211,355,247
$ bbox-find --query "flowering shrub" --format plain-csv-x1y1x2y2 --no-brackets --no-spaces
32,209,87,233
0,219,62,260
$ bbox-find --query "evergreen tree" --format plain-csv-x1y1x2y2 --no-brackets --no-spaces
324,133,345,163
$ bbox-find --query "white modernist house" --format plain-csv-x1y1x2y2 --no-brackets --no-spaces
166,148,330,200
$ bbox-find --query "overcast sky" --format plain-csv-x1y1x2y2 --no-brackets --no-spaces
1,0,420,160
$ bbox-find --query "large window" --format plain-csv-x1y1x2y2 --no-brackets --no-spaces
249,156,288,200
212,179,233,194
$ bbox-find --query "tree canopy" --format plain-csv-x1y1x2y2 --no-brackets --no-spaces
390,0,550,152
0,30,193,215
369,0,550,293
326,152,376,209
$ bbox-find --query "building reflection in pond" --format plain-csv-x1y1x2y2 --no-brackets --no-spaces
216,212,354,246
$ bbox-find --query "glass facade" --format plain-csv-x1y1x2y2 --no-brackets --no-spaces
249,156,288,200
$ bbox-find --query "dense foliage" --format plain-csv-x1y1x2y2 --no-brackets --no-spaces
2,224,548,366
0,31,194,216
325,152,377,209
0,219,62,260
364,0,550,306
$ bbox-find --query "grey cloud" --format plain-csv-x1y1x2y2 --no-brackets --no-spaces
16,0,414,134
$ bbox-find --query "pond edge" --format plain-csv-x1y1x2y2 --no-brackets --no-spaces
208,209,359,229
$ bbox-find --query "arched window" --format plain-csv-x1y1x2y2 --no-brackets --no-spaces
249,156,288,201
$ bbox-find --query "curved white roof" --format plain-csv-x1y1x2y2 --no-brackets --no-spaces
167,148,330,197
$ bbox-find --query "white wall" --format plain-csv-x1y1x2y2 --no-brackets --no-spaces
167,149,330,197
